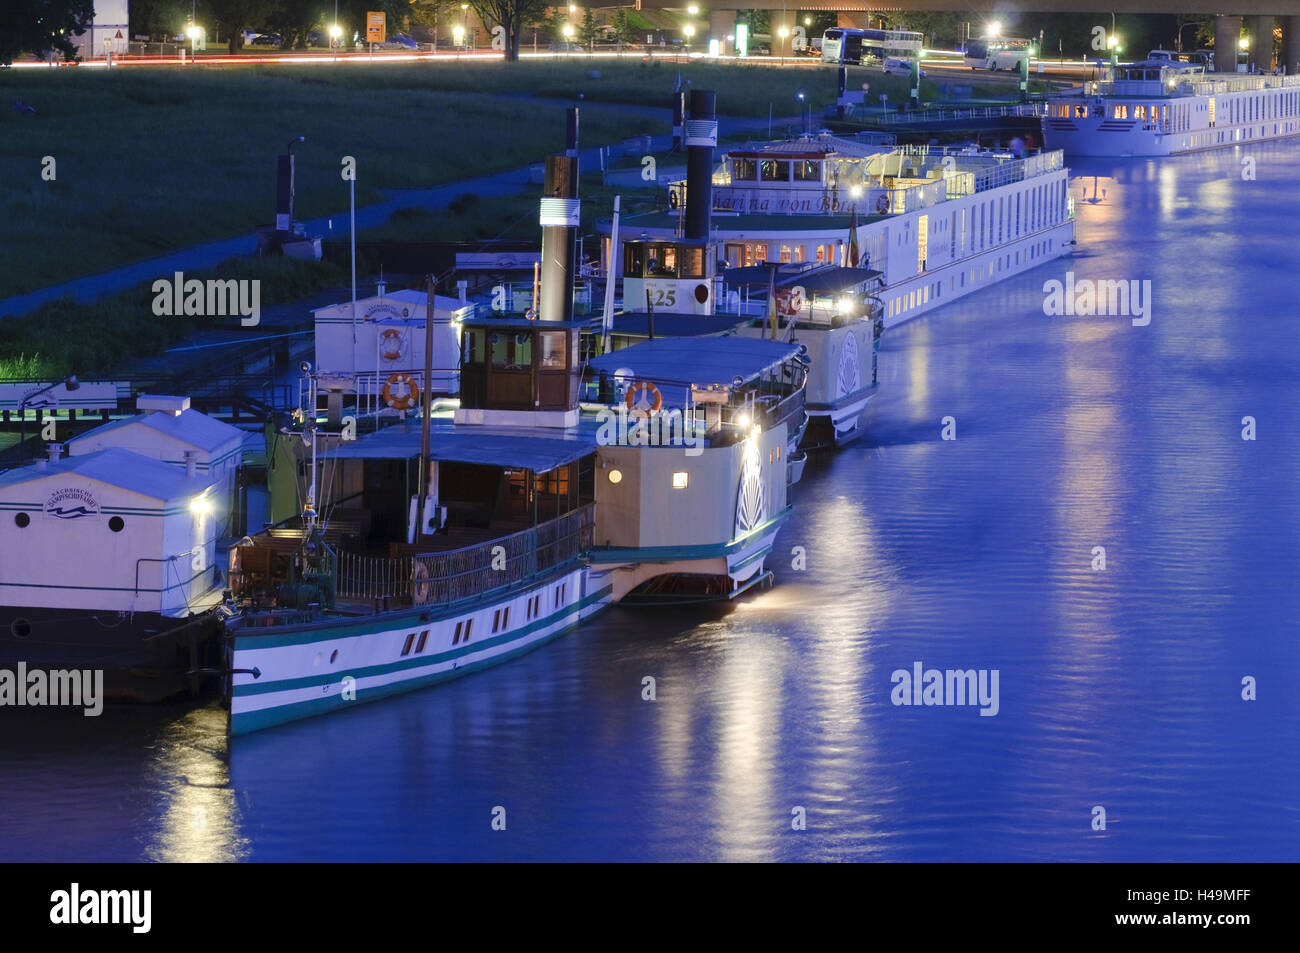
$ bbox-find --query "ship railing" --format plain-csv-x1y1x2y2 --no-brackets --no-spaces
334,505,594,608
876,102,1046,125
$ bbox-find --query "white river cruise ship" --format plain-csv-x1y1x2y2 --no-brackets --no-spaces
1043,57,1300,157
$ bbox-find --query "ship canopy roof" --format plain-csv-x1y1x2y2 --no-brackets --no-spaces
588,336,804,402
322,420,598,472
721,265,883,291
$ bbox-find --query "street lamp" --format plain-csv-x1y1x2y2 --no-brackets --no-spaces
988,21,1001,38
778,25,789,62
329,23,342,58
453,24,465,47
684,24,695,51
186,24,199,55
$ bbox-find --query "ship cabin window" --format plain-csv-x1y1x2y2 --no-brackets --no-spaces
1112,104,1129,119
624,243,705,279
761,159,790,182
732,157,758,181
1133,105,1147,121
538,331,567,370
1073,104,1089,118
489,332,531,371
793,159,821,182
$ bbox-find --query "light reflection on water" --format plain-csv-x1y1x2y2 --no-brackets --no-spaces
2,143,1298,861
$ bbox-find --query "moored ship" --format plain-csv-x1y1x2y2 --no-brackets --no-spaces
220,145,807,736
1043,56,1300,156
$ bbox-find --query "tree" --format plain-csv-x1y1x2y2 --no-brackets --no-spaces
0,0,94,65
265,0,323,49
469,0,547,61
579,7,597,49
207,0,261,52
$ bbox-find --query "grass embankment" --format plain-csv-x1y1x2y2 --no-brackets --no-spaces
0,258,344,380
0,66,660,300
360,170,661,246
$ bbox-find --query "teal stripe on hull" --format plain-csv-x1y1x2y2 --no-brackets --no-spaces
229,586,611,736
233,587,609,697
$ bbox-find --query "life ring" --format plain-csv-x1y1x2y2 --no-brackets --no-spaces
625,380,663,415
875,193,890,214
383,373,420,410
379,328,404,361
412,561,431,605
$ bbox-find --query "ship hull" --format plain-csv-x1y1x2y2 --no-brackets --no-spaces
227,565,611,735
0,605,222,703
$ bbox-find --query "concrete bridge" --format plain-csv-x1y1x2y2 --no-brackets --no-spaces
632,4,1300,75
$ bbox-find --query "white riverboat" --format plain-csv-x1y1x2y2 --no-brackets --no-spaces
222,322,805,734
601,116,1074,445
1043,57,1300,156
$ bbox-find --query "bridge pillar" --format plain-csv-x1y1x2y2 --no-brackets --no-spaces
1215,15,1242,74
709,10,734,53
771,9,797,59
1247,15,1275,71
1285,16,1300,74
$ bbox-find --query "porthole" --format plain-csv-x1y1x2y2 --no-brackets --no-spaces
10,618,31,639
108,516,125,532
14,513,30,528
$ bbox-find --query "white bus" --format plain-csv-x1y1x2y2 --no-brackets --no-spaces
822,28,922,67
963,36,1032,70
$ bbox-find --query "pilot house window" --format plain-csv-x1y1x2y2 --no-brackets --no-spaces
733,157,758,180
760,159,790,182
488,333,531,371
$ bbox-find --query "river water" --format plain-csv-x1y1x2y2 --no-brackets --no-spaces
3,143,1298,862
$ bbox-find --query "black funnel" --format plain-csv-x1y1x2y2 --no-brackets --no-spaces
684,89,716,242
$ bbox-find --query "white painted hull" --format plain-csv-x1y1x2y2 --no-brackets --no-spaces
229,566,606,734
1044,115,1300,157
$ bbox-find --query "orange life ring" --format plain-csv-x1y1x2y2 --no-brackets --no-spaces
379,328,404,361
383,373,420,410
412,561,431,605
625,380,663,415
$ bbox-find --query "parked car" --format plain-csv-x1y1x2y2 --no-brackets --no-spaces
249,33,282,47
882,57,924,77
383,33,419,50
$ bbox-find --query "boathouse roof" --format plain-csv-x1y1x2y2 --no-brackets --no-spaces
67,407,244,454
0,447,211,501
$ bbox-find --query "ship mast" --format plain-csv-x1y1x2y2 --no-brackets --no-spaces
416,273,436,540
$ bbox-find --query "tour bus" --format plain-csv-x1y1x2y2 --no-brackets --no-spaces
822,27,922,67
963,36,1033,70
